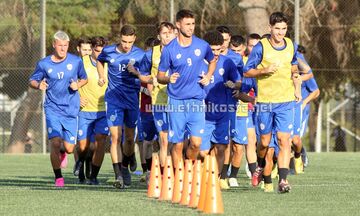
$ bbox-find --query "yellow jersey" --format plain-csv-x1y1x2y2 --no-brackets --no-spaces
150,45,168,105
79,55,108,112
256,37,295,103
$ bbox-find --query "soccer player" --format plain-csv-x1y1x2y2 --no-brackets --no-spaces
74,36,108,185
157,10,216,168
200,31,241,183
77,37,92,57
298,45,320,167
97,25,146,188
244,12,302,193
242,33,261,180
131,22,176,173
216,25,244,189
29,31,88,187
229,35,247,56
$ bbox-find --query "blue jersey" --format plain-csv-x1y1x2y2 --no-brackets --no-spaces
158,36,214,100
97,44,146,110
204,55,240,122
224,49,244,77
223,50,244,105
297,52,313,74
302,77,319,104
29,53,87,117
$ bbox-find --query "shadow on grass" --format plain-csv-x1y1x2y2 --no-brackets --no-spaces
0,174,149,193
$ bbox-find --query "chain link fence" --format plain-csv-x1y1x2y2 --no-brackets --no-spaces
0,1,358,153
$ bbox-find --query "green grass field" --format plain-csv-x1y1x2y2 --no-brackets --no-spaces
0,153,359,215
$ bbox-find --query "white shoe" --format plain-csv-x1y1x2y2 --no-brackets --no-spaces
245,163,252,179
228,177,239,187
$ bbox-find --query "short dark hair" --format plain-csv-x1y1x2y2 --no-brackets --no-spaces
297,45,306,54
247,33,261,41
77,37,91,47
261,33,271,39
176,9,195,22
203,31,224,46
230,35,245,47
216,25,232,36
156,22,175,34
120,25,136,36
145,37,160,49
269,12,289,26
91,36,108,48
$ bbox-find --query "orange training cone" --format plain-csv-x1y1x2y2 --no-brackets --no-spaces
188,159,202,208
147,154,162,198
172,158,184,203
197,155,210,211
203,155,224,214
180,159,193,205
159,156,174,201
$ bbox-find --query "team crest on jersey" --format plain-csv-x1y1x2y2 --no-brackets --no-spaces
110,115,116,122
48,68,53,73
219,68,225,76
67,64,73,71
157,120,164,127
194,49,201,56
110,59,115,63
176,54,182,59
260,123,265,131
129,58,136,65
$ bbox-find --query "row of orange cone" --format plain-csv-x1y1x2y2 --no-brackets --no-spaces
147,154,224,214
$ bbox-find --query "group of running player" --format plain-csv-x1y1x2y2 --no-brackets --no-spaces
29,9,320,193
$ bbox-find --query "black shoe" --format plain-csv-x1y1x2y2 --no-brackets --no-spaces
129,154,137,172
121,166,131,187
77,178,86,184
73,160,83,176
88,178,99,185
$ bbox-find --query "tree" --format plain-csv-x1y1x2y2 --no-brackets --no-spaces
6,0,119,153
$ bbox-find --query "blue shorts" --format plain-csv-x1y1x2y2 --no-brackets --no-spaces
167,98,205,143
247,111,255,129
45,110,78,144
153,110,169,132
300,105,310,137
141,112,157,141
229,111,236,138
268,133,279,157
78,111,109,141
233,117,248,145
256,103,294,135
200,121,230,151
136,114,144,142
293,103,302,136
106,102,139,128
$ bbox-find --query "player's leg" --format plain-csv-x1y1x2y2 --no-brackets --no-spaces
88,114,108,185
153,110,169,173
263,147,275,192
292,104,304,174
121,108,139,187
252,110,273,187
246,112,257,177
229,117,247,187
106,104,125,188
275,108,294,193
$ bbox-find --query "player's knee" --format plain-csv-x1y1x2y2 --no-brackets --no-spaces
292,136,301,146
